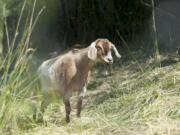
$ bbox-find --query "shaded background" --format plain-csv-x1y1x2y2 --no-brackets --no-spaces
0,0,180,59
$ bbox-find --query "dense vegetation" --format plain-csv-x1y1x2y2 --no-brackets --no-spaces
0,0,153,55
0,0,180,135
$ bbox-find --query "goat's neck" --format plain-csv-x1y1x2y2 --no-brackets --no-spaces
76,48,94,72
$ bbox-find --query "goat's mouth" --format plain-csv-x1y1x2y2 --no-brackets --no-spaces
106,61,113,65
104,59,113,65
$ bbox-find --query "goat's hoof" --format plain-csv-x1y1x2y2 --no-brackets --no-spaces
32,113,36,120
33,114,36,120
66,116,70,123
77,114,81,118
36,113,44,123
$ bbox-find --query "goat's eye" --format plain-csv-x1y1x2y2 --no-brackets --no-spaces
96,46,101,51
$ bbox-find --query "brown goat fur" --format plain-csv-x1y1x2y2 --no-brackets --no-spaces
37,38,121,122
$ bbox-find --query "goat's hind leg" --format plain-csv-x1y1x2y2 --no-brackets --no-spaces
77,85,86,118
37,93,50,122
63,96,71,123
77,96,83,117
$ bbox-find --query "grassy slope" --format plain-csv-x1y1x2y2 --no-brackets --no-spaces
22,51,180,135
0,49,180,135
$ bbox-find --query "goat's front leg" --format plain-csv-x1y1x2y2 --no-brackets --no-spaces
77,84,87,117
63,97,71,123
77,96,83,117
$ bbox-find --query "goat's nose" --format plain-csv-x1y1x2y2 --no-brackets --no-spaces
108,58,113,63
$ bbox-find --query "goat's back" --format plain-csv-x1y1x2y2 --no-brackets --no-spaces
38,52,77,94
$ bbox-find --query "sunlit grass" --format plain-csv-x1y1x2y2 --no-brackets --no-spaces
1,32,180,135
0,1,180,135
19,53,180,135
0,0,44,134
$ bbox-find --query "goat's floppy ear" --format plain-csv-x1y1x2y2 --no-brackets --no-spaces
111,44,121,58
88,42,97,60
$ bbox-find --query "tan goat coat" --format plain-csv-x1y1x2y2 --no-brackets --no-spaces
39,48,92,98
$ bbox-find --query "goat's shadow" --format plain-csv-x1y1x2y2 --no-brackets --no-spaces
160,59,179,67
87,79,104,91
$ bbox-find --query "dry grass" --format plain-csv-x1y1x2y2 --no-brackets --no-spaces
0,1,180,134
17,52,180,135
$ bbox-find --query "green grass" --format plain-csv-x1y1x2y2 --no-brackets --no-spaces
0,1,44,134
0,51,176,135
1,40,180,134
0,1,180,134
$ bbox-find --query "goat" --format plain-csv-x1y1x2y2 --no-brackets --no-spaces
37,38,121,122
48,44,113,76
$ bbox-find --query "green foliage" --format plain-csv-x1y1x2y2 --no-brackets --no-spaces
0,1,41,134
0,0,180,135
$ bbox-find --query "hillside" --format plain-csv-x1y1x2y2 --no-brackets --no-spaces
20,51,180,135
1,0,180,134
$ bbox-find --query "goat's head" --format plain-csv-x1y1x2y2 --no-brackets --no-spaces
88,38,121,64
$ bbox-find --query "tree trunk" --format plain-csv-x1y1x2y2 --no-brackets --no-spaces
151,0,159,59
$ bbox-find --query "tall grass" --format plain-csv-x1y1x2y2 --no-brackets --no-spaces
0,0,44,134
0,1,179,135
